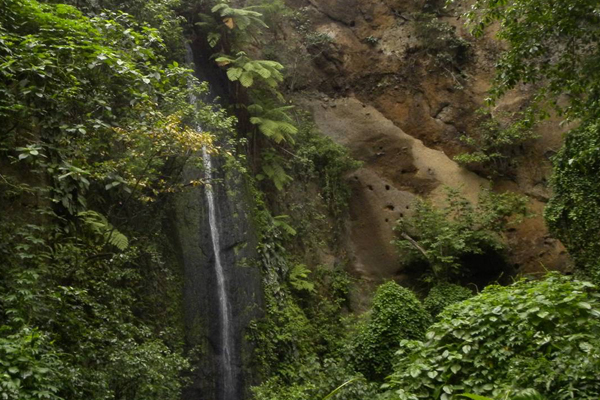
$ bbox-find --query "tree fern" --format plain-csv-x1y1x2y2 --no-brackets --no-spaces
248,104,298,144
260,161,292,190
210,3,268,31
239,71,254,87
215,52,284,88
257,149,293,190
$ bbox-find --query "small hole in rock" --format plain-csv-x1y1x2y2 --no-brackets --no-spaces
385,218,389,222
385,204,395,211
367,185,374,191
385,185,390,190
406,205,410,209
354,176,359,180
400,213,404,218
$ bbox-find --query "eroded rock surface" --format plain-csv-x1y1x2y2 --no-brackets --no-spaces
284,0,570,279
304,95,488,280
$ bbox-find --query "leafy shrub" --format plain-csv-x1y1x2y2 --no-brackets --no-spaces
383,274,600,400
423,282,473,318
546,120,600,284
394,188,528,282
455,108,539,176
249,205,354,379
196,2,267,48
350,281,431,381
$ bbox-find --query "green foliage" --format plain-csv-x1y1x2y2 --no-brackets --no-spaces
455,108,539,176
245,111,360,400
290,114,361,234
197,0,299,190
211,2,268,31
52,0,187,59
289,264,316,293
246,0,293,31
413,12,470,82
461,389,545,400
423,282,473,318
364,36,379,46
0,327,63,400
305,32,334,47
0,216,190,399
382,274,600,400
257,148,294,191
0,0,219,212
248,103,298,143
458,0,600,120
78,210,129,250
451,0,600,283
248,264,359,388
250,200,354,376
545,120,600,284
253,358,377,400
249,183,365,396
216,52,285,89
393,188,528,282
0,0,236,398
349,281,431,381
196,1,268,48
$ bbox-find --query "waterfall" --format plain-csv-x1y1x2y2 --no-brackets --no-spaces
202,147,235,399
185,43,236,400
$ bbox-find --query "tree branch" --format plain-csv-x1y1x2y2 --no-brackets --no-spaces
401,232,429,260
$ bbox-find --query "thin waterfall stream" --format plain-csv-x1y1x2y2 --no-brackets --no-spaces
202,147,235,399
185,43,236,400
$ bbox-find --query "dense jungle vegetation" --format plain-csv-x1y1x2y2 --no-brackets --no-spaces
1,0,600,399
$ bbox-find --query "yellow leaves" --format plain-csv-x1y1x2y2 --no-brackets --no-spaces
223,17,235,30
93,110,217,200
112,112,214,155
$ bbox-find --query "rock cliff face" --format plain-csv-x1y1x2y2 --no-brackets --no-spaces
281,0,570,281
304,95,487,283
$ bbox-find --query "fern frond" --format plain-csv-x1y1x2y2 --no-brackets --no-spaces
247,104,264,114
108,230,129,251
239,71,254,87
289,264,315,292
226,67,243,81
77,210,129,251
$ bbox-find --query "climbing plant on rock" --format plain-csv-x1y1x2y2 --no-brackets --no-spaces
349,281,431,381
